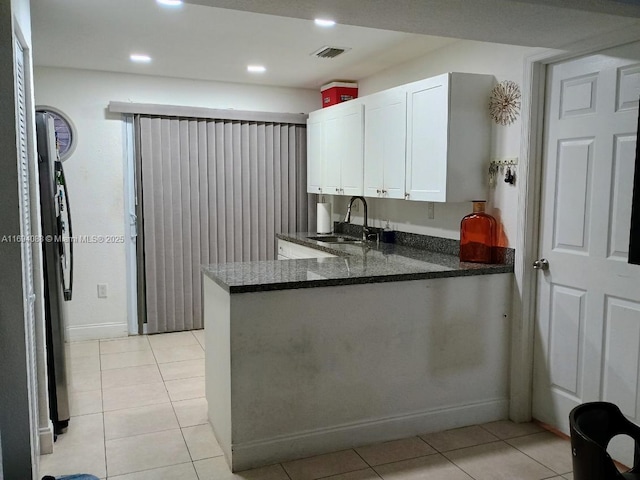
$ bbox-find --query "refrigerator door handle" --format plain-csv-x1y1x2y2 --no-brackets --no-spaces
58,162,73,302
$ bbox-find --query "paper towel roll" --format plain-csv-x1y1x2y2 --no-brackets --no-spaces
317,203,332,233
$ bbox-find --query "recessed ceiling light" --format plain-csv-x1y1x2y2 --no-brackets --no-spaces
130,54,152,63
157,0,183,6
314,18,336,27
247,65,266,73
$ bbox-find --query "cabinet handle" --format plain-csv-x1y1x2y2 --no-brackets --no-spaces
376,189,381,194
335,188,340,193
382,189,387,194
318,187,322,192
404,193,410,199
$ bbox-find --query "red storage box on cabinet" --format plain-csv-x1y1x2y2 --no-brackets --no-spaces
321,82,358,107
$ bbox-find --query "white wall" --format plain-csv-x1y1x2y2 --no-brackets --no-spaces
34,67,318,340
329,40,541,247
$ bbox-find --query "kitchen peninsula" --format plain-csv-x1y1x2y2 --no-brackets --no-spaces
202,234,513,471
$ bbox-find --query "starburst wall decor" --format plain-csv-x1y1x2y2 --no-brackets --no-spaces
489,80,521,126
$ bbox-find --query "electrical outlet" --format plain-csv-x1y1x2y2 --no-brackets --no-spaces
427,202,435,220
97,283,108,298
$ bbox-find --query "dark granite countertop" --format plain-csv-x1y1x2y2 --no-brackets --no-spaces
202,232,513,293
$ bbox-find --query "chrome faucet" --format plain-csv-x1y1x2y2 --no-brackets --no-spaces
343,196,370,241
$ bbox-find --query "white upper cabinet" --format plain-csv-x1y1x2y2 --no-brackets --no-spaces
405,73,493,202
363,87,407,199
307,72,493,202
307,101,364,196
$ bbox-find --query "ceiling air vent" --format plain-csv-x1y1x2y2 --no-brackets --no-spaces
311,46,350,59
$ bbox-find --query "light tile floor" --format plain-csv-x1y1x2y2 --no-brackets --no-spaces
40,331,575,480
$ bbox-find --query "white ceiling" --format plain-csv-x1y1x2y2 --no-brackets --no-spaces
31,0,640,90
30,0,456,89
186,0,640,47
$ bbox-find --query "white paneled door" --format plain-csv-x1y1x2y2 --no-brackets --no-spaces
533,42,640,457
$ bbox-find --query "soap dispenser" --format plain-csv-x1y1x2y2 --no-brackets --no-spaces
381,219,395,243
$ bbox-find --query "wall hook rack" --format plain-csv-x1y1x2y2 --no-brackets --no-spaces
489,157,518,187
489,157,518,167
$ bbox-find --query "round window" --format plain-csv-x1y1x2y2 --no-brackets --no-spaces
35,106,76,161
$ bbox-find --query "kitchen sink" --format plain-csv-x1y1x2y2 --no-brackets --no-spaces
307,235,362,244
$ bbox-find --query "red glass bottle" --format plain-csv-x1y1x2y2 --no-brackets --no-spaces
460,200,496,263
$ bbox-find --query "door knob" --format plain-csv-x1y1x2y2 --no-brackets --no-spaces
533,258,549,270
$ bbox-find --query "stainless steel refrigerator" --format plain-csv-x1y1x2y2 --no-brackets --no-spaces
36,111,73,436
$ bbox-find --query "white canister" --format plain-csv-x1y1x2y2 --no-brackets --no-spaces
317,202,332,234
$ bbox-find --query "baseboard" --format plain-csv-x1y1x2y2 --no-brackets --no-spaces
230,398,509,471
66,322,128,341
39,425,54,455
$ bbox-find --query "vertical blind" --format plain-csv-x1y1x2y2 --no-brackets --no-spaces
136,115,315,333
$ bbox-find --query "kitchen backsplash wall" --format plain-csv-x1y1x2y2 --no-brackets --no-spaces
331,196,474,241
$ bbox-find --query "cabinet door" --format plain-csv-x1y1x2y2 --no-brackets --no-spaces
364,90,405,198
406,75,449,202
307,115,323,194
277,239,336,259
382,90,407,199
339,103,364,196
322,113,343,195
321,102,363,196
364,100,384,197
